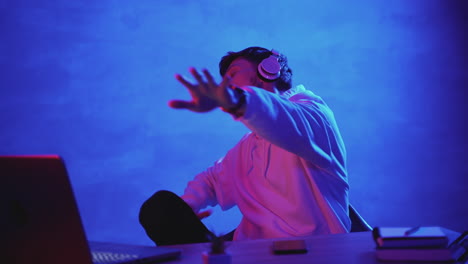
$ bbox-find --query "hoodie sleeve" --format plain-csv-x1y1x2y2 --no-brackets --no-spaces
239,86,346,174
180,134,250,212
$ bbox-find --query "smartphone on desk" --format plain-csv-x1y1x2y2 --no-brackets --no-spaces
272,239,308,255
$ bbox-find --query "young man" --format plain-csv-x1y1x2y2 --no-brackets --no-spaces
139,47,350,246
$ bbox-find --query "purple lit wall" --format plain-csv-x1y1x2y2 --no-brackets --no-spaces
1,1,467,245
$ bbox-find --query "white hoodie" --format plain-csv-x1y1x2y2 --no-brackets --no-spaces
181,85,351,240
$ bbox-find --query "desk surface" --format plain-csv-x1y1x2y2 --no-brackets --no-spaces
164,231,380,264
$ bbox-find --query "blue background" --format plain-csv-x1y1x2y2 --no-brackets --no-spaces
1,0,467,246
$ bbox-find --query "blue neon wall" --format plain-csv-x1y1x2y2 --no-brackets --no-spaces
1,1,467,245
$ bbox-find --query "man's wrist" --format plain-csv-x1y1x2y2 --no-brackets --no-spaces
222,87,246,118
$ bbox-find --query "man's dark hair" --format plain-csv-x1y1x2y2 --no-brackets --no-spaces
219,46,293,91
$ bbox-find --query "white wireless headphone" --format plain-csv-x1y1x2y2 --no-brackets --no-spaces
257,49,281,81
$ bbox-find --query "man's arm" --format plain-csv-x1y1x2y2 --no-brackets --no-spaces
169,67,245,217
181,167,218,214
239,86,346,172
168,67,345,172
181,153,239,214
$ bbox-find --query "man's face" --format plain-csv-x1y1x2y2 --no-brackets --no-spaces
224,57,261,88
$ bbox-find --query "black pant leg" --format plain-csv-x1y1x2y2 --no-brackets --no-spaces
139,190,214,246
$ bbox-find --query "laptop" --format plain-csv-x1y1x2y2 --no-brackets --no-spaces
0,155,181,264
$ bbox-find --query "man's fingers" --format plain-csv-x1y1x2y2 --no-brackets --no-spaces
202,69,216,86
175,74,196,91
189,67,205,86
196,209,213,219
172,68,221,113
168,99,195,109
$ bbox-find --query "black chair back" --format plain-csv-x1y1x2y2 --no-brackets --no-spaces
349,204,372,232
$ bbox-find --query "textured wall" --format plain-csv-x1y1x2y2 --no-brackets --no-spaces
1,0,467,245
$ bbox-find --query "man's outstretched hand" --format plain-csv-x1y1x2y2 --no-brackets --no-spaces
169,68,238,113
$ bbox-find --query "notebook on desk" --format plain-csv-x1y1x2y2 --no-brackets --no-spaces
373,226,449,248
0,155,181,264
372,227,468,262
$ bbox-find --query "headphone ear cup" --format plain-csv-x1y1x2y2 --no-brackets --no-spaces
258,50,281,81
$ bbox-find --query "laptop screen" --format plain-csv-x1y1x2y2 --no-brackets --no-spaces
0,155,180,264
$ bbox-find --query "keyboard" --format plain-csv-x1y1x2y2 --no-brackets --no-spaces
92,251,139,264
